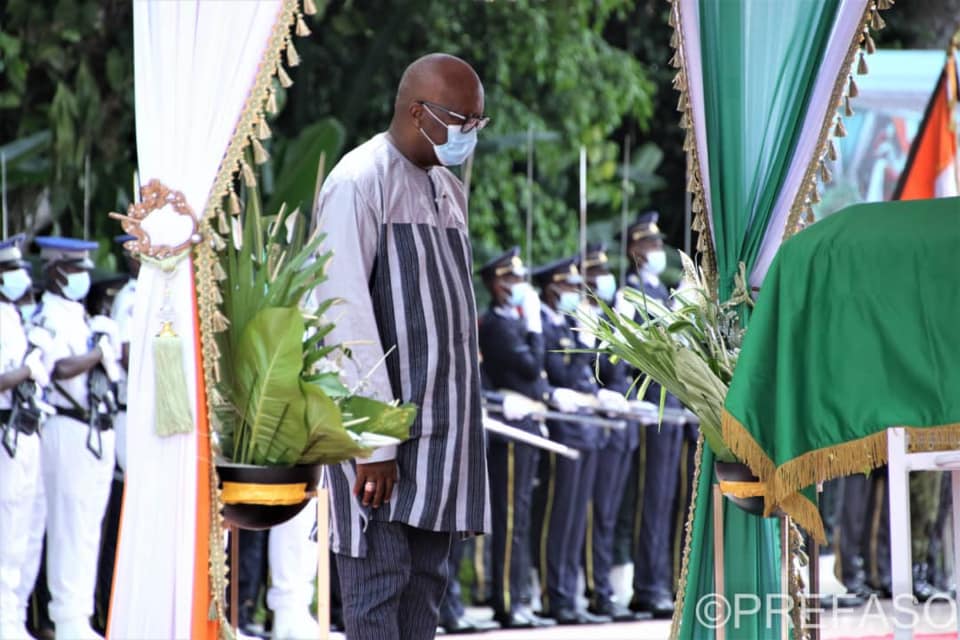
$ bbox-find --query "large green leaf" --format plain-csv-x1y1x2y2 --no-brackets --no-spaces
340,396,415,441
234,307,308,465
299,380,371,464
266,117,346,216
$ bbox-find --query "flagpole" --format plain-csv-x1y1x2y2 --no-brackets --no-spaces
1,152,7,241
619,137,630,286
578,146,587,292
526,125,535,279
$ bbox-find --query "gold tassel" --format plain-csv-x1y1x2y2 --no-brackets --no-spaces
256,117,271,140
228,189,241,215
848,75,859,98
209,286,223,305
670,30,679,49
834,117,847,138
696,233,709,253
865,32,877,54
212,261,227,281
687,173,699,192
804,206,815,225
286,40,301,67
211,311,230,333
153,322,195,437
679,112,689,129
844,96,854,117
303,0,318,15
820,161,832,184
677,91,687,112
266,88,278,114
810,186,821,204
241,159,257,187
827,139,838,162
252,137,270,165
857,52,869,75
210,233,226,252
296,13,312,37
833,116,847,138
670,50,681,69
871,9,885,31
217,209,229,235
667,8,676,27
683,133,694,152
691,197,703,214
277,63,293,88
877,0,894,8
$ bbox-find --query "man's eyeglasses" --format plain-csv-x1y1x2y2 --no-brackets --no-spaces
418,100,490,134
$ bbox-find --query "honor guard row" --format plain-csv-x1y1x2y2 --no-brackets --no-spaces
434,211,700,633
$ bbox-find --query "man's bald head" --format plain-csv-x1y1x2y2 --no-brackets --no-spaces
395,53,483,115
388,53,485,168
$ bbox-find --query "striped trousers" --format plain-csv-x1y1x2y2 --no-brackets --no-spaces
336,521,453,640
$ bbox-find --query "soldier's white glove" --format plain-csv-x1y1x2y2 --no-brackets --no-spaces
597,388,629,413
502,393,535,421
26,326,54,353
23,349,49,387
551,387,583,414
89,315,119,340
521,286,543,334
97,335,121,382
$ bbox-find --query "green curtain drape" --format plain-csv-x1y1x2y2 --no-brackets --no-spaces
675,1,841,637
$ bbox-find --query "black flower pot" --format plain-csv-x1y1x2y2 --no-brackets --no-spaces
714,460,769,516
216,461,322,530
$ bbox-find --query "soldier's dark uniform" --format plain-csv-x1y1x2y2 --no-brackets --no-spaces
617,213,684,618
531,258,610,625
577,244,643,622
476,248,555,630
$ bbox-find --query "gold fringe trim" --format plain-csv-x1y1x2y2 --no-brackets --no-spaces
669,433,705,639
722,408,960,544
782,0,890,241
667,0,718,296
190,1,303,635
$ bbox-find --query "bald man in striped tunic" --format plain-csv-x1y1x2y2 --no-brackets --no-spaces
312,53,491,640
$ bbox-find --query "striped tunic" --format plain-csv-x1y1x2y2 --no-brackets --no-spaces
313,133,490,558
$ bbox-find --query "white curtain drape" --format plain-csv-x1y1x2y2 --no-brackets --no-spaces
109,3,283,638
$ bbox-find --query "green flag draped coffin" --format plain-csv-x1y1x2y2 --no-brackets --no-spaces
723,196,960,542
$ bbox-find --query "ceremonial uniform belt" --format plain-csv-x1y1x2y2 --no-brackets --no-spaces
54,406,113,430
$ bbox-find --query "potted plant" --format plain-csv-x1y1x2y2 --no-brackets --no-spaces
211,184,414,530
576,254,768,515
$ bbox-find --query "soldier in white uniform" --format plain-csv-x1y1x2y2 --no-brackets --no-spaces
33,236,120,640
109,234,138,473
0,236,51,640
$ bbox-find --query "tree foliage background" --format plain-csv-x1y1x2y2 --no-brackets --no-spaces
0,0,956,272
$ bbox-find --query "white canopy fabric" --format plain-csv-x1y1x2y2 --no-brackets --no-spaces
109,3,285,638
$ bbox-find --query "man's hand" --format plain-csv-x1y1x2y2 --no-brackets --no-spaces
353,460,398,509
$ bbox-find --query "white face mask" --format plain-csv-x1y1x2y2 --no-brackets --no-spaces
419,105,478,167
557,291,581,313
0,268,31,302
19,303,37,324
643,249,667,277
58,269,91,301
594,274,617,302
508,282,528,307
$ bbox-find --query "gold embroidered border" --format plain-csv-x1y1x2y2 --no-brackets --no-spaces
782,0,892,240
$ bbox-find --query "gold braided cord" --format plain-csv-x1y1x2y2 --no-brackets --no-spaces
190,2,311,635
782,1,891,239
669,433,704,639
